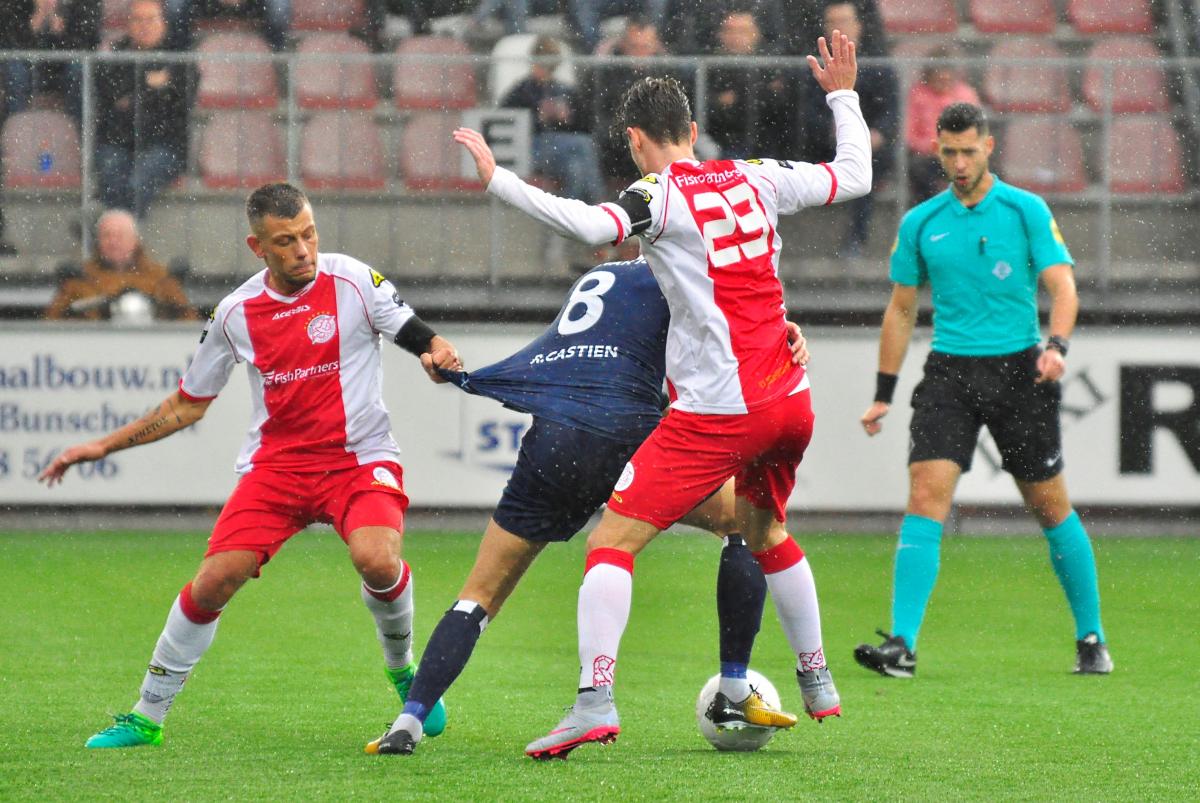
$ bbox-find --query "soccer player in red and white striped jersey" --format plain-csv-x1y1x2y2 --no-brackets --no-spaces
40,183,459,748
456,32,871,758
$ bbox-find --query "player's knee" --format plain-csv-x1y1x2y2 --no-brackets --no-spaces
191,554,257,609
355,551,403,590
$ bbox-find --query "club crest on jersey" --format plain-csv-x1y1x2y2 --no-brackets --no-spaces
306,314,337,344
372,466,399,489
614,462,635,492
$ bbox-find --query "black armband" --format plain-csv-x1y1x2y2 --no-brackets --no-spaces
1046,335,1070,357
874,372,899,404
615,189,653,236
393,315,438,357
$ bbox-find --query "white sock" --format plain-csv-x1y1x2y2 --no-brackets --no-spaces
764,557,827,672
388,712,423,740
362,564,414,670
719,677,752,701
576,559,632,691
133,593,220,724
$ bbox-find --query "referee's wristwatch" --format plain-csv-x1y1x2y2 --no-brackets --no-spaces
1045,335,1070,357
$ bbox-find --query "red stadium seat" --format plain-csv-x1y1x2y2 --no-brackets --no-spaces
292,0,365,32
199,111,286,189
1068,0,1153,34
1082,37,1169,114
398,113,482,192
878,0,958,34
301,112,386,190
1108,116,1185,194
984,38,1071,113
392,36,477,111
295,33,378,110
999,118,1088,194
970,0,1055,34
1,110,82,189
196,32,278,110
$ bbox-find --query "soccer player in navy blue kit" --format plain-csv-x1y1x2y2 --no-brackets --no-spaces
366,259,809,755
855,103,1112,678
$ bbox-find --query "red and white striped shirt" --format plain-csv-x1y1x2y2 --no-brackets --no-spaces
180,253,417,473
486,89,872,414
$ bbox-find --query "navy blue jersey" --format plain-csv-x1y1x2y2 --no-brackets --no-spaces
441,260,669,444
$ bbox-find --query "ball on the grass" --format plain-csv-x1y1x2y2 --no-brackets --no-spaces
695,669,780,752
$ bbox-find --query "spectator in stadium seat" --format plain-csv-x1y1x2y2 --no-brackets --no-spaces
468,0,562,37
705,10,799,158
777,0,883,56
797,0,896,256
567,0,667,53
358,0,431,51
577,15,687,188
165,0,291,52
16,0,103,121
660,0,785,55
94,0,193,220
45,208,198,321
905,46,980,202
501,35,604,204
0,0,36,120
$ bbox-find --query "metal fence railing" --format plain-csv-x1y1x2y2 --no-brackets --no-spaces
1,49,1197,308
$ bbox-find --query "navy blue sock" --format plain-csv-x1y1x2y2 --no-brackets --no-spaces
404,600,489,719
717,534,766,668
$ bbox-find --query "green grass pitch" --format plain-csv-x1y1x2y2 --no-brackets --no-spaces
1,528,1196,801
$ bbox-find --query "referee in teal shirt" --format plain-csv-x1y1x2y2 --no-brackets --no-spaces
854,103,1111,678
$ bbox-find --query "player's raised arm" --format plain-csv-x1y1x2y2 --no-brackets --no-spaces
453,127,622,247
39,389,212,486
760,31,871,214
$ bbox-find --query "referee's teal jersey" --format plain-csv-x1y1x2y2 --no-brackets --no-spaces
889,175,1073,356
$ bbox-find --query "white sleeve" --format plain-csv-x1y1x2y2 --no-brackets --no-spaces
347,258,416,340
486,165,624,246
179,303,237,401
766,89,873,214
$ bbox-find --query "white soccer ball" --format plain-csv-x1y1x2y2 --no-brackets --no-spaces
695,669,781,752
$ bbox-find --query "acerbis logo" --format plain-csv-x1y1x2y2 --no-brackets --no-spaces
272,304,311,320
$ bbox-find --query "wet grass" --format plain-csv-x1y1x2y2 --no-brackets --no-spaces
0,529,1196,801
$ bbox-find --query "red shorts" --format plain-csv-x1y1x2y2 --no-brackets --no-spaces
608,389,814,529
207,460,409,569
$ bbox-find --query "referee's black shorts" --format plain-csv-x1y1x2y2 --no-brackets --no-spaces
908,346,1063,482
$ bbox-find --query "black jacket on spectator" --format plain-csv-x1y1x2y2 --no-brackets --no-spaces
798,62,898,176
95,38,192,153
0,0,36,49
661,0,786,55
501,76,589,135
706,63,803,158
577,57,694,185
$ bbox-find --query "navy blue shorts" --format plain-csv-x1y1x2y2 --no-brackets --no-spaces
493,417,646,543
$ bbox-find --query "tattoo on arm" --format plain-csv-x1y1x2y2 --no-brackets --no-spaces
123,398,186,448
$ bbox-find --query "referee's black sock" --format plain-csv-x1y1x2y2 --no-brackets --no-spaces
406,600,489,716
717,534,767,668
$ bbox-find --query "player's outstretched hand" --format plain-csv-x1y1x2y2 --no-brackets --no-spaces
786,321,810,366
38,442,105,487
1035,348,1065,383
453,127,497,186
807,30,857,94
861,401,889,437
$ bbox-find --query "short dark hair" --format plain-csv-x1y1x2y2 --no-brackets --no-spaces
246,183,309,231
936,102,989,136
613,76,692,145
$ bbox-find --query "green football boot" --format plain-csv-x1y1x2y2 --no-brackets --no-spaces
85,712,163,748
385,663,446,737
